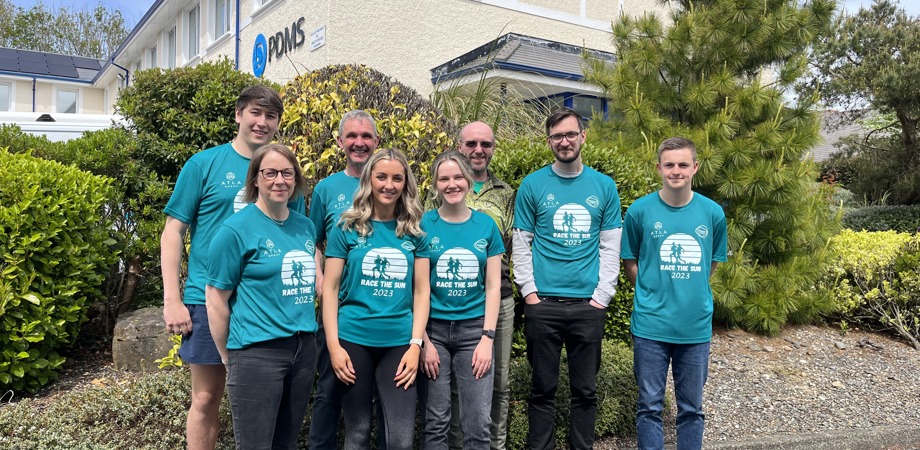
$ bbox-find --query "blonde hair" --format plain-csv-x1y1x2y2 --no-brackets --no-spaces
429,150,474,204
338,148,424,238
243,144,306,203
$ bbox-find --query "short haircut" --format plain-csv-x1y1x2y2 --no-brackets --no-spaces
545,107,584,135
430,150,475,203
243,143,306,203
657,137,697,161
236,85,283,117
338,110,378,138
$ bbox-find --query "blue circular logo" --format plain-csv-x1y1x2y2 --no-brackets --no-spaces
253,34,268,77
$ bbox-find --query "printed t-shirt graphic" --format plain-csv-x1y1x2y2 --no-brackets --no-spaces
422,210,505,320
207,204,318,350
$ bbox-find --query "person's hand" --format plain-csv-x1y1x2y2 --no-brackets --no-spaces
330,346,356,385
524,293,541,305
589,299,606,310
163,301,192,335
394,345,421,389
422,338,440,380
472,337,493,379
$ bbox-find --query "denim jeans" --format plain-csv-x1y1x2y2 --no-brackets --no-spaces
227,332,317,450
420,317,494,449
525,298,606,450
336,340,416,450
633,335,710,450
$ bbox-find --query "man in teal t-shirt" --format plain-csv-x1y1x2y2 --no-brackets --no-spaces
160,86,304,450
621,136,727,450
512,107,623,450
308,110,381,450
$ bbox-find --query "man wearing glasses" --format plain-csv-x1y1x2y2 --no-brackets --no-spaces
450,121,516,449
512,107,622,450
161,85,305,450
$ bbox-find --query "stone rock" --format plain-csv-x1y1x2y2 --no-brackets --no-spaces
113,306,174,372
834,341,848,350
763,345,775,353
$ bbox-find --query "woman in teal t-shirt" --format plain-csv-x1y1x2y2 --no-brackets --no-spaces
419,151,503,449
205,144,319,449
322,148,430,450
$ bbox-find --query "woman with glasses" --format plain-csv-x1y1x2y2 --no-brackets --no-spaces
419,151,504,449
205,143,319,449
322,148,430,450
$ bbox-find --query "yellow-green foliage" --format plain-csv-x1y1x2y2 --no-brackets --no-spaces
826,230,914,314
278,64,458,196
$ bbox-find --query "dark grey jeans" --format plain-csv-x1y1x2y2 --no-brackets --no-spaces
420,317,494,449
227,332,317,450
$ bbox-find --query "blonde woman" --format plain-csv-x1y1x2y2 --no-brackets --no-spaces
419,151,503,449
322,148,430,450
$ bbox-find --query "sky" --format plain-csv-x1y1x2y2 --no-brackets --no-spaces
8,0,920,31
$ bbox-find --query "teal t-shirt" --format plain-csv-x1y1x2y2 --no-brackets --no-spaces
308,171,359,245
324,220,430,347
206,204,319,350
621,192,727,344
422,210,505,320
513,165,622,298
164,143,306,305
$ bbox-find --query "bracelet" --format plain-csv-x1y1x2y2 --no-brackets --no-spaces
409,338,424,348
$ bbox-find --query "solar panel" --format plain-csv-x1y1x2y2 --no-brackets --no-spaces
48,63,78,78
0,48,18,61
18,51,46,62
73,57,102,70
19,61,49,75
0,59,18,71
45,54,73,66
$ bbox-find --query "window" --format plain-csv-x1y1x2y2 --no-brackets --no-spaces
187,5,200,58
213,0,231,38
135,59,141,73
167,28,177,68
571,96,605,120
0,83,10,111
57,89,78,114
150,46,157,68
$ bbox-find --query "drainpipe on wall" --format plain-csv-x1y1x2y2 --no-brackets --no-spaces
32,77,36,112
112,62,130,87
235,0,241,70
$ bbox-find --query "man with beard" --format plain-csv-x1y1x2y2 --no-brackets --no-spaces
308,110,381,450
512,107,622,450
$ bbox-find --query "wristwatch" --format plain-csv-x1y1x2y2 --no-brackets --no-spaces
482,329,496,340
409,338,424,348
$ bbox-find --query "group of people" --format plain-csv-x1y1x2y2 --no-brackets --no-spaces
162,85,726,450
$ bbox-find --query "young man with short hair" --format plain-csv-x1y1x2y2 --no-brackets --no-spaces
621,136,727,450
161,85,303,450
512,107,622,450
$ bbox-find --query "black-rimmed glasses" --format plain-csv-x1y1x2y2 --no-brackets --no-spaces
548,131,581,144
260,169,296,180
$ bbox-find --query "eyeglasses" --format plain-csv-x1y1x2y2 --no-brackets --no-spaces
463,140,494,149
548,131,581,144
259,168,296,180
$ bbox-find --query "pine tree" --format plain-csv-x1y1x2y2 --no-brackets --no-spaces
584,0,840,333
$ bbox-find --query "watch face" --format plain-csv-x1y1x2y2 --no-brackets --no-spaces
483,329,495,338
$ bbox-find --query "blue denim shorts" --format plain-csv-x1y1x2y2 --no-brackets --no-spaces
178,304,222,365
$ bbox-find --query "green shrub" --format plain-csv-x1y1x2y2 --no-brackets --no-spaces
0,150,118,393
278,64,459,197
507,340,637,447
842,205,920,233
822,230,920,349
0,342,636,448
0,124,60,156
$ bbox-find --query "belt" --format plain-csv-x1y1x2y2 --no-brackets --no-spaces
539,295,591,303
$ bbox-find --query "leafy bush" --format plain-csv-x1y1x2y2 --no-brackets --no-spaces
0,124,60,156
506,340,637,447
0,150,117,393
822,229,920,349
278,64,458,197
842,205,920,233
0,341,636,448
